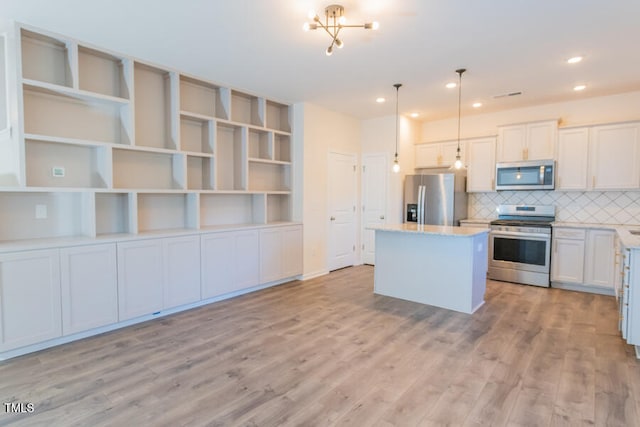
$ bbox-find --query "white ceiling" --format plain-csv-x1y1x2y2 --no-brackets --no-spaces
2,0,640,121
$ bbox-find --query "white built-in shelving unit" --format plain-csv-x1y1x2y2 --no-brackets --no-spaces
1,23,295,245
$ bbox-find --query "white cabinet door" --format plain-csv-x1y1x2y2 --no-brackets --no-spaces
117,239,163,321
557,128,589,190
163,235,201,309
526,121,557,160
0,249,61,352
590,123,640,190
551,230,585,284
497,125,526,162
415,144,442,168
441,141,463,166
60,244,118,335
497,121,557,162
466,137,496,192
201,232,235,298
281,225,303,278
235,230,260,288
260,228,282,283
260,225,302,283
584,230,615,289
201,230,259,298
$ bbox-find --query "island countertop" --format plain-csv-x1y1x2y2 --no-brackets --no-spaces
369,223,489,237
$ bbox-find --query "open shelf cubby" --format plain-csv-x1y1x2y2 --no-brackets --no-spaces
231,90,263,127
134,62,176,150
23,86,131,144
21,29,73,88
112,149,185,190
95,193,133,236
266,194,292,223
216,123,246,191
137,193,197,233
0,191,93,242
25,139,109,188
266,100,290,133
273,133,291,162
248,162,290,192
200,193,265,227
180,76,227,119
187,155,215,190
180,115,213,154
78,45,130,99
248,128,271,160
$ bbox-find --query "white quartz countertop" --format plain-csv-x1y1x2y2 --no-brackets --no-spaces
369,223,489,237
552,222,640,249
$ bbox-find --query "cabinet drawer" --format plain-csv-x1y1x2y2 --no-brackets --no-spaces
553,228,585,240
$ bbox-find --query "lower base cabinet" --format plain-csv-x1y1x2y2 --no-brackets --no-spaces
551,227,615,293
260,225,303,283
60,244,118,335
0,223,301,357
117,235,201,321
0,249,61,352
201,230,260,298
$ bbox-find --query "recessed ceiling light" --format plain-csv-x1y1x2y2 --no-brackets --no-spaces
376,97,386,103
573,84,586,91
410,112,420,118
567,56,583,64
446,82,457,89
472,102,482,108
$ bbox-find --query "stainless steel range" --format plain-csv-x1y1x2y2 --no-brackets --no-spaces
488,204,555,287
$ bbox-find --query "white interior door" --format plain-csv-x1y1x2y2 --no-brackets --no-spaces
328,152,357,271
362,153,388,265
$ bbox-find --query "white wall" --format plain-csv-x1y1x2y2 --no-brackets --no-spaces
361,115,420,224
421,90,640,142
296,102,362,279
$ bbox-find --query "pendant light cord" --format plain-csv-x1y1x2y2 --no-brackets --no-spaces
394,83,402,158
456,69,465,155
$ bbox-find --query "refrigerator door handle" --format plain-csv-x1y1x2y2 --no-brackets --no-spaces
423,186,427,224
418,185,425,224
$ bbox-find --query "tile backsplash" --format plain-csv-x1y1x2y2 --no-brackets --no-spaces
469,191,640,225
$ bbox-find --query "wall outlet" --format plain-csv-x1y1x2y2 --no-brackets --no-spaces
52,166,65,178
35,204,47,219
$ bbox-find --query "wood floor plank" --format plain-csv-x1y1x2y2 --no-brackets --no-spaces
0,265,638,427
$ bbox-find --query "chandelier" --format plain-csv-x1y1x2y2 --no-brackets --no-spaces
303,4,379,56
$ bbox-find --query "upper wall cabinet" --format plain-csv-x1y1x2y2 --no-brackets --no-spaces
556,122,640,191
466,137,496,192
589,122,640,190
496,120,557,162
415,141,464,168
556,127,589,190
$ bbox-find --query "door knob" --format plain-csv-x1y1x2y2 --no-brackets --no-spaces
330,216,336,221
379,215,385,220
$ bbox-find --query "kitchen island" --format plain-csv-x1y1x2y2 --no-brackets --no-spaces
371,224,489,314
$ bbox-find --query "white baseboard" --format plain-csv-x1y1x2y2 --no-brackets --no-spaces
300,269,329,281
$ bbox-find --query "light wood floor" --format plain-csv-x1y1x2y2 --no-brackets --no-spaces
1,265,640,426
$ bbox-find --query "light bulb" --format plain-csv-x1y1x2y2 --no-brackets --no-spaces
325,45,333,56
454,158,463,169
393,159,400,173
303,22,310,32
308,10,316,19
371,21,380,30
335,38,343,49
338,16,346,25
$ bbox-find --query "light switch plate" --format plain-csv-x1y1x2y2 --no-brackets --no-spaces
52,166,65,178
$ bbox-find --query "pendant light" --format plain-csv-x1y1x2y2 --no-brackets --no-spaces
451,68,466,170
392,83,402,173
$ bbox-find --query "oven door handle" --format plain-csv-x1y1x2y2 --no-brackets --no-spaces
490,231,550,239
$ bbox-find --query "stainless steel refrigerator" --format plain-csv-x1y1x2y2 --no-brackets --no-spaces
404,172,467,226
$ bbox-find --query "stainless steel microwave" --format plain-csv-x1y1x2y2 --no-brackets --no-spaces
495,160,555,191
